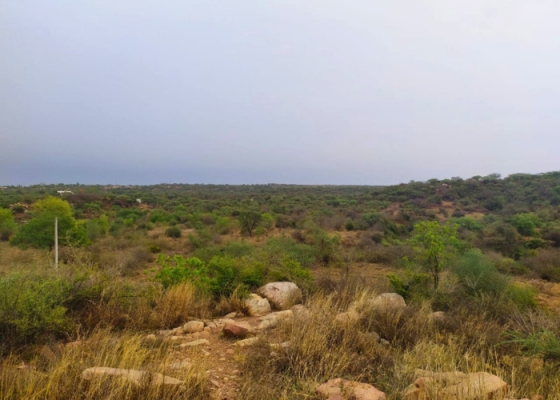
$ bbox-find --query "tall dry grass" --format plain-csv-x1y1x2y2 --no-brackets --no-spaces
0,329,208,400
238,289,560,399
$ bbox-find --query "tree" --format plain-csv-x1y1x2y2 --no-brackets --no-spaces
409,221,458,289
238,210,262,237
0,207,17,241
11,197,76,249
511,213,542,237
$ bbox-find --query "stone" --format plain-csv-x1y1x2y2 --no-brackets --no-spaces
291,304,311,320
270,341,290,350
413,369,467,386
431,311,447,324
180,339,210,348
257,282,302,310
327,396,346,400
379,339,390,346
234,337,259,347
367,293,406,313
223,312,237,319
145,334,157,342
183,320,204,333
335,311,360,325
223,321,253,338
257,310,294,330
82,367,183,387
168,361,193,370
440,372,508,399
158,329,174,337
317,378,386,400
244,294,272,316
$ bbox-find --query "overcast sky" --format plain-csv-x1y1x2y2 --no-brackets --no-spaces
1,1,559,185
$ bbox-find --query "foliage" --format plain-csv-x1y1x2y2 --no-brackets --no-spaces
0,207,17,241
154,255,210,290
238,210,262,237
511,213,542,237
165,225,182,238
408,221,459,289
11,197,77,249
506,330,560,363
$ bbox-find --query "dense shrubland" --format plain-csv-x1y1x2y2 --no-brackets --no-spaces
1,172,560,398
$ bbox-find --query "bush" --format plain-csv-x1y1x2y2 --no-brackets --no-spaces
524,249,560,282
165,226,182,238
0,207,17,241
511,213,542,237
452,250,508,295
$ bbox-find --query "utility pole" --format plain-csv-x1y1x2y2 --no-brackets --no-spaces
55,217,58,269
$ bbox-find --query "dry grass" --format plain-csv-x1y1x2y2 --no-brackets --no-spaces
0,329,208,400
238,290,560,400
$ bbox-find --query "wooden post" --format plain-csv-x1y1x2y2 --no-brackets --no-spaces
55,217,58,269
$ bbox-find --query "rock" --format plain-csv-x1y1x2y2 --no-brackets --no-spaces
367,293,406,313
430,311,447,324
168,361,193,370
66,340,84,348
317,378,386,400
402,384,420,400
257,310,294,330
440,372,507,399
158,329,174,337
327,396,346,400
335,311,360,325
244,294,272,316
180,339,210,348
270,341,290,350
145,334,157,342
379,339,390,346
291,304,311,320
173,326,185,335
223,321,253,338
234,338,259,347
413,369,467,386
223,312,237,319
82,367,183,387
183,320,204,333
257,282,302,310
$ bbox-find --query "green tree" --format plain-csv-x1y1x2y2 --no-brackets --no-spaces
0,207,17,241
409,221,459,289
11,197,76,249
238,210,262,237
511,213,542,237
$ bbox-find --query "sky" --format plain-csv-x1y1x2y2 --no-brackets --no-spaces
1,0,559,186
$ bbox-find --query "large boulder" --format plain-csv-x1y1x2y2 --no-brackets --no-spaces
317,378,386,400
82,367,183,387
257,282,302,310
244,294,272,316
367,293,406,313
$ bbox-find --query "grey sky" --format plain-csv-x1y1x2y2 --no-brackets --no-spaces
1,1,559,185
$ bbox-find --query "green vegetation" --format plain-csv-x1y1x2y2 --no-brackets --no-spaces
1,172,560,398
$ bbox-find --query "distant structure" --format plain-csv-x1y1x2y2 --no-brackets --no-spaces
136,199,142,204
0,187,7,190
57,190,73,195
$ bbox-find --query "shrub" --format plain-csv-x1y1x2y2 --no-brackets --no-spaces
510,213,542,237
165,226,182,238
524,248,560,282
452,250,509,295
0,207,17,241
10,197,76,249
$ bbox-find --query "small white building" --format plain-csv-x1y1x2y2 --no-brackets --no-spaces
57,190,73,195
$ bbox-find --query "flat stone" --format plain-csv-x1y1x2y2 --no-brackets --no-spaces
180,339,210,348
82,367,183,387
223,321,253,338
244,294,271,316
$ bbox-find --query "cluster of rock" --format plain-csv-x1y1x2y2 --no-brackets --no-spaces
402,369,542,400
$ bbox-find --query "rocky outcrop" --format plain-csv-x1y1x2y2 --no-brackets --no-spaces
244,294,272,316
317,378,386,400
82,367,183,387
257,282,302,310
